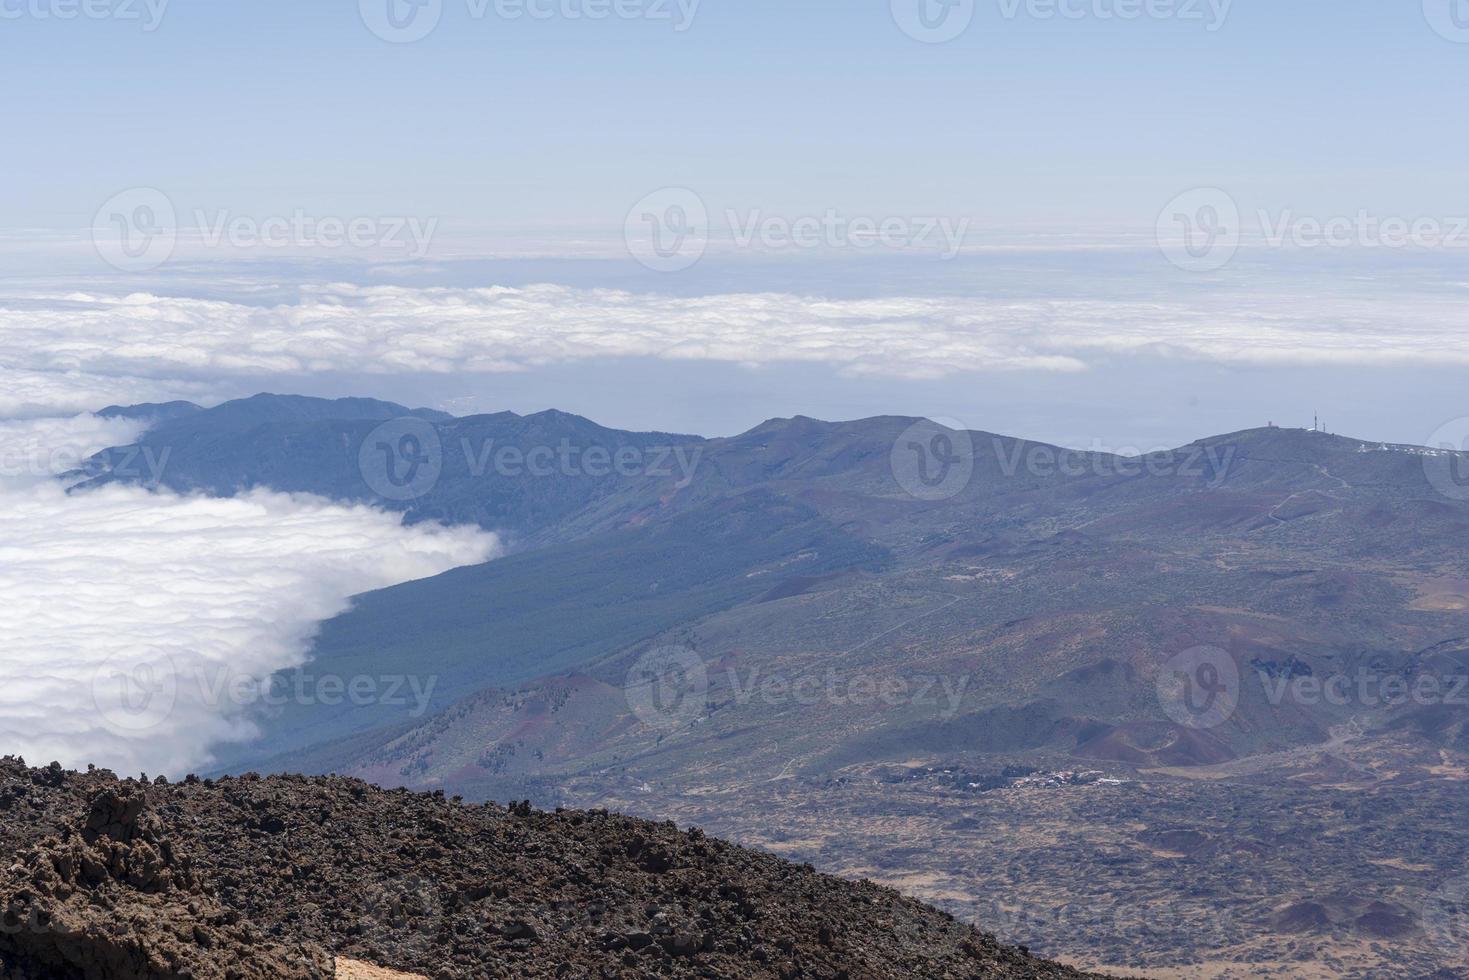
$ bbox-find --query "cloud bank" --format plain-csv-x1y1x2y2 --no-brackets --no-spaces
0,415,500,776
3,280,1467,414
0,269,1458,771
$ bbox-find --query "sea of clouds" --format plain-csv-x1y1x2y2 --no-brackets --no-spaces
0,266,1461,774
0,413,499,776
2,280,1468,415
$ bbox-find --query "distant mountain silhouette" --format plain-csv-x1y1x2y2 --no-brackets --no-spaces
71,394,1469,978
79,395,1469,792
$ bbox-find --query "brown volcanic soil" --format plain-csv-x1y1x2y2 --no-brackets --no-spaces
0,760,1111,980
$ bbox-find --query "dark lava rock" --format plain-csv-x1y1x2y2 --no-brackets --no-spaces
1354,901,1418,940
0,758,1116,979
0,784,330,979
1268,901,1332,934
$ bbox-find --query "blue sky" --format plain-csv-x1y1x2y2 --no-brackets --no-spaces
5,0,1466,231
2,0,1467,449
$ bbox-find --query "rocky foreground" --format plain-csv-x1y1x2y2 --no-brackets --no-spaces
0,759,1113,979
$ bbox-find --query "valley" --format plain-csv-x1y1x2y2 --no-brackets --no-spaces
81,395,1469,978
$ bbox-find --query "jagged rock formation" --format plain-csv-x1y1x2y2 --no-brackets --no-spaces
0,759,1111,979
0,776,331,979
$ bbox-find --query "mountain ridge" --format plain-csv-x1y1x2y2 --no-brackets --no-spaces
58,393,1469,977
92,392,1469,463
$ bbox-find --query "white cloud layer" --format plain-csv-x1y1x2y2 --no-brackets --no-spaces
0,415,500,776
3,281,1467,414
0,272,1458,773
